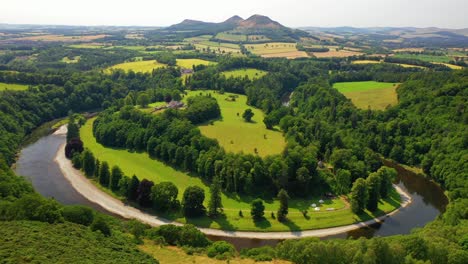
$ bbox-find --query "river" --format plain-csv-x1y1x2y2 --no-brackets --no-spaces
14,129,448,249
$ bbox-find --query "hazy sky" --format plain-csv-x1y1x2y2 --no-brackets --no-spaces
1,0,467,28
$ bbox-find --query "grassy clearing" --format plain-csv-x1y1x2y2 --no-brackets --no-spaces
61,56,80,63
333,81,399,110
184,90,284,157
221,68,268,80
139,242,291,264
215,32,247,42
176,58,217,69
432,62,464,70
81,118,400,231
0,82,29,91
393,53,452,63
105,60,166,73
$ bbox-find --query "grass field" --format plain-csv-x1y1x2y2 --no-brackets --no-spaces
221,68,268,80
0,82,29,91
312,50,363,58
393,53,451,63
352,60,382,64
176,58,217,69
61,56,80,63
333,81,399,110
194,41,241,54
81,117,400,231
12,34,107,42
215,32,247,42
432,62,464,70
184,90,284,157
140,242,291,264
246,43,308,59
105,60,166,73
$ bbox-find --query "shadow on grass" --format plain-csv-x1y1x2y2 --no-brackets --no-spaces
253,217,272,229
279,218,301,231
184,213,238,231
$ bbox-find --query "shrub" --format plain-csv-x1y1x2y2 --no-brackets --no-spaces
90,215,111,237
62,205,94,226
207,241,236,259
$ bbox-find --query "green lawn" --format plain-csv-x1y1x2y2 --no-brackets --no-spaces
333,81,399,110
0,82,29,91
221,68,268,80
176,58,217,69
81,117,400,231
184,90,285,157
105,60,166,73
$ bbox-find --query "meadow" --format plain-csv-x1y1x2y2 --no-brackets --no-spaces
333,81,399,110
221,68,268,80
393,53,452,63
0,82,29,91
246,42,308,59
184,90,285,157
215,32,247,42
105,60,166,73
176,58,217,69
61,56,80,63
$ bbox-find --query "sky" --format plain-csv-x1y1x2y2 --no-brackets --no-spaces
1,0,467,29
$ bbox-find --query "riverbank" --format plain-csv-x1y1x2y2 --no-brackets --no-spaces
54,126,412,239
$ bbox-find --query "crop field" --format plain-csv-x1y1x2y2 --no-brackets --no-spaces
176,58,217,69
12,34,108,42
352,60,382,64
0,82,29,91
393,53,452,63
185,90,285,157
105,60,166,73
246,42,308,58
432,62,464,69
194,41,241,54
184,35,212,42
215,32,247,42
68,43,109,49
333,81,399,110
81,117,400,231
247,35,271,42
312,49,363,58
221,68,268,79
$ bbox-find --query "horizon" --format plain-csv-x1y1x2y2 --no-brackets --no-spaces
1,0,468,29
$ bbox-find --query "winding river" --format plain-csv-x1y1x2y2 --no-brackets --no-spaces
14,128,448,249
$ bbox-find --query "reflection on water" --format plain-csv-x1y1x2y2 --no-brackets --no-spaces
15,132,448,249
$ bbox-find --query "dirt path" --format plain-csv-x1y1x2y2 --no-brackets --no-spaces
54,127,412,239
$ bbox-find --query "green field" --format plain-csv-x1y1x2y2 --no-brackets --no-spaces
215,32,247,42
394,53,452,63
81,117,400,231
221,68,268,80
0,82,29,91
184,90,284,157
333,81,399,110
105,60,166,73
61,56,80,63
176,58,217,69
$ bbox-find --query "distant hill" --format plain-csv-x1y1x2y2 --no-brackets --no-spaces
166,14,309,42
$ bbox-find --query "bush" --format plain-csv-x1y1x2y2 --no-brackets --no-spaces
178,224,211,248
62,205,94,226
90,215,111,237
207,241,236,259
156,224,181,245
241,246,276,261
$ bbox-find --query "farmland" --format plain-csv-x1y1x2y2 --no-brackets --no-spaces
246,42,308,58
11,34,108,42
215,32,247,42
0,82,29,91
393,53,452,63
176,58,217,69
333,81,399,110
61,56,80,63
105,60,166,73
80,117,400,231
184,90,285,157
221,68,268,79
312,49,363,58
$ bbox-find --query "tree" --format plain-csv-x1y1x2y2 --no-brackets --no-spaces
110,166,123,191
350,178,368,214
277,189,289,222
67,120,79,142
378,166,397,198
71,152,82,169
250,199,265,220
99,161,110,187
335,169,351,195
81,149,95,178
242,108,254,122
65,138,83,159
182,186,205,217
137,93,150,108
366,172,381,211
151,181,179,212
208,177,223,217
137,179,154,207
62,205,94,226
127,175,140,201
94,159,100,178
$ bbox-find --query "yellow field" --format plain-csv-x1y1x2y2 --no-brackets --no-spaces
246,42,308,59
176,59,217,69
221,68,268,79
312,50,363,58
61,56,80,63
432,62,464,69
105,60,166,73
352,60,382,64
